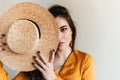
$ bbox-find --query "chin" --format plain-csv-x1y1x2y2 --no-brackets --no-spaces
57,45,66,51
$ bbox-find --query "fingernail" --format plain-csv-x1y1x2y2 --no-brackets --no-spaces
31,62,34,65
2,48,5,51
53,49,55,52
2,43,7,45
33,56,36,59
1,34,5,37
37,51,40,54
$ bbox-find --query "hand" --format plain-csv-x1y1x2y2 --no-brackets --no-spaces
32,49,56,80
0,34,6,51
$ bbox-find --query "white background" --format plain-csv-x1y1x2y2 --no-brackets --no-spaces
0,0,120,80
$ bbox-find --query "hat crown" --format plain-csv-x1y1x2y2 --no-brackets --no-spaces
7,19,40,54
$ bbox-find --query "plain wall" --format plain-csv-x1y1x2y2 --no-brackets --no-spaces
0,0,120,80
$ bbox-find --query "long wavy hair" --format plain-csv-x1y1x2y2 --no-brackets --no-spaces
49,5,76,50
30,5,76,80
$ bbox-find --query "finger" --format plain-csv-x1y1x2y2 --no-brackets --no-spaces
49,49,55,64
36,51,48,65
32,62,44,73
0,47,5,51
0,48,2,51
0,43,7,46
33,56,47,70
0,42,7,51
0,34,5,39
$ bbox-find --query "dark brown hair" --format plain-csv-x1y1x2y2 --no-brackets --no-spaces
24,69,43,80
49,5,76,50
31,5,76,80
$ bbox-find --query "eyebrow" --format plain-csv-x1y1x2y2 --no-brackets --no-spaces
60,25,67,29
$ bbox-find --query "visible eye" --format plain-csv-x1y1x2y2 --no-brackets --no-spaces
60,28,67,32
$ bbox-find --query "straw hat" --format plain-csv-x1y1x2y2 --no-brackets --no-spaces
0,2,59,71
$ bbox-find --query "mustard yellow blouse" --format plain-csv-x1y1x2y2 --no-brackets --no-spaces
0,61,10,80
54,50,96,80
13,50,96,80
0,50,96,80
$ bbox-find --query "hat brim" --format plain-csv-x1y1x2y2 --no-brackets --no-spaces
0,2,59,71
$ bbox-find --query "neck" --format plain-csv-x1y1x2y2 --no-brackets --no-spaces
54,47,72,72
55,46,72,59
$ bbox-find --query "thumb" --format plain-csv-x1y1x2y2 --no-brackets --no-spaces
49,49,55,64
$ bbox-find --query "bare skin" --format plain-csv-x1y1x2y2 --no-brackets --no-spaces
33,16,73,80
0,34,6,51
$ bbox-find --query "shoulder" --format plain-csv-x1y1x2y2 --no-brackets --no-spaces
13,72,31,80
72,50,94,64
73,50,96,79
0,61,10,80
73,50,93,58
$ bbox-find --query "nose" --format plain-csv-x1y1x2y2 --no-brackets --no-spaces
59,30,62,40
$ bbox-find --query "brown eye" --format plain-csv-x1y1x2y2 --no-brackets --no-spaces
61,28,67,32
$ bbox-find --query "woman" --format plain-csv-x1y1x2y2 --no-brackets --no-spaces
30,5,96,80
0,5,96,80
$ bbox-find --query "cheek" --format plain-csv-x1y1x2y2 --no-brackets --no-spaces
67,30,72,41
65,33,72,42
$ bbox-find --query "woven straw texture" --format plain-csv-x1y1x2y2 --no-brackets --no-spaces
0,2,59,71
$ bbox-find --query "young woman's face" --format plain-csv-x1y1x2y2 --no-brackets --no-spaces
55,16,72,50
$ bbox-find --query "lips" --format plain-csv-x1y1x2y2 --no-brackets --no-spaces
58,42,64,45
